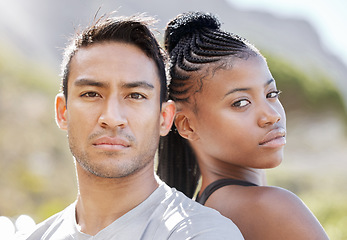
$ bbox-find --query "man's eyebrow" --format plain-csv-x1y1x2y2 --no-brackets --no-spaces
223,78,274,99
121,81,155,90
73,79,155,90
74,79,108,88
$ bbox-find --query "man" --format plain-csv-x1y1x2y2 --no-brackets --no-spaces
22,14,244,239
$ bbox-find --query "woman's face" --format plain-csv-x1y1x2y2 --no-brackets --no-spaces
185,55,286,170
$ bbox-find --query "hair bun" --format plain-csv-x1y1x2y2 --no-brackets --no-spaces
164,12,221,53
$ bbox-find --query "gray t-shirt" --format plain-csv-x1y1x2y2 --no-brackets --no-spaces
20,182,243,239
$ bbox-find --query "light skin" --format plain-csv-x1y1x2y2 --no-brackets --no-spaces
175,55,329,239
55,42,175,235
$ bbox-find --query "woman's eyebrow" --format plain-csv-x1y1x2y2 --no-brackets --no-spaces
223,78,274,99
265,78,274,87
223,87,251,99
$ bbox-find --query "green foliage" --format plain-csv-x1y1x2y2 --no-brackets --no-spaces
18,171,46,194
307,194,347,240
266,54,346,119
268,169,347,240
0,41,76,222
36,199,71,222
0,41,59,95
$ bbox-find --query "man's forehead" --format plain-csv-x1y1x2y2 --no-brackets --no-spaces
68,42,160,86
72,77,155,91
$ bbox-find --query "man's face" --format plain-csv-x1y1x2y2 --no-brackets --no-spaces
56,42,172,178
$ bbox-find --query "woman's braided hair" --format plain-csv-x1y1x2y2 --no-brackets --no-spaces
158,12,260,197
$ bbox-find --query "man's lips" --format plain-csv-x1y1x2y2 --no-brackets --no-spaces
92,137,130,150
259,127,286,147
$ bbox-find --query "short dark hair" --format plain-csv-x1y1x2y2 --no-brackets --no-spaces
61,13,168,103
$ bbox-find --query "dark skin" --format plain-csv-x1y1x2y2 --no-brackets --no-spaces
175,55,329,239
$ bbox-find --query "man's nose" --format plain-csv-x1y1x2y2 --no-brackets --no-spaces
98,98,127,129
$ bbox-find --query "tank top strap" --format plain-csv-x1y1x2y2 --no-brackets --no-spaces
196,178,258,205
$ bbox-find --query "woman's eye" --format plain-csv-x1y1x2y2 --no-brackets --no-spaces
232,99,250,108
81,92,100,98
267,90,281,99
128,93,146,100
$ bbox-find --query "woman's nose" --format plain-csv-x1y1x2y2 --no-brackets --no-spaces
257,102,283,128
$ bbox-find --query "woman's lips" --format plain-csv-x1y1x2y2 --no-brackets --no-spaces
259,127,286,148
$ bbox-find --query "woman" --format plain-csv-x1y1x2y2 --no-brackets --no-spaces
158,12,329,239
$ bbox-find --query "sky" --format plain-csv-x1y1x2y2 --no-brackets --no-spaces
0,0,345,70
228,0,347,67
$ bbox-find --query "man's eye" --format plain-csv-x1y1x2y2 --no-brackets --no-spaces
128,93,146,99
267,90,281,99
81,92,100,98
232,99,250,108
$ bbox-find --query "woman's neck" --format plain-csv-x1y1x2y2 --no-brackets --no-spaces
197,159,266,194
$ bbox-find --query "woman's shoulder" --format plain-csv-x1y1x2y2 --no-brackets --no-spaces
213,185,315,219
206,185,329,239
251,185,305,207
207,185,301,213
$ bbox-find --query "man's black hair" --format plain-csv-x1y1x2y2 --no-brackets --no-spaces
61,14,168,104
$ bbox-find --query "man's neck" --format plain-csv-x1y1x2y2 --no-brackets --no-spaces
74,163,159,236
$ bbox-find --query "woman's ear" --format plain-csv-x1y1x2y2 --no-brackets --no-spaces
159,100,176,136
174,111,199,141
55,93,68,130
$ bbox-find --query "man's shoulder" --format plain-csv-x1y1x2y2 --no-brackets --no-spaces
160,183,222,215
18,203,75,240
157,183,244,239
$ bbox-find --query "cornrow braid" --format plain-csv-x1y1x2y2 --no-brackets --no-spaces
167,18,258,103
158,12,260,197
200,30,248,49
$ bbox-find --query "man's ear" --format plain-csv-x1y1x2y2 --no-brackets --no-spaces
174,111,199,141
159,100,176,136
55,93,68,130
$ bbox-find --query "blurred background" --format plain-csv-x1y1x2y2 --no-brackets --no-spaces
0,0,346,238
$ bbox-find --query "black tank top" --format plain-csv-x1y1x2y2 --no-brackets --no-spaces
196,178,258,205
